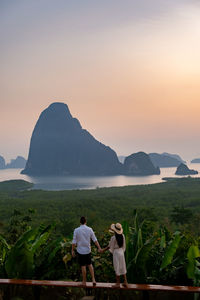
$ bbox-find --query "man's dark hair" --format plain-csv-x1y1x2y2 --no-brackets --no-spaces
80,216,86,224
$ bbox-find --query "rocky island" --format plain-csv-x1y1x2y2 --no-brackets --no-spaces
191,158,200,163
0,156,5,169
22,102,122,175
0,156,26,169
149,153,184,167
6,156,26,168
175,163,198,175
123,152,160,175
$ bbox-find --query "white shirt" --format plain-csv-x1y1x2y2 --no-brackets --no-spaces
72,224,97,255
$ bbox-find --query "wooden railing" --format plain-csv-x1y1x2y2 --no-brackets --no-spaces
0,279,199,293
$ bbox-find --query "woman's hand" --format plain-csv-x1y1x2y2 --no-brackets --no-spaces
100,246,109,253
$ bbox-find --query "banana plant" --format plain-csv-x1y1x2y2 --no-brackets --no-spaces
34,236,65,280
121,220,131,263
0,224,66,299
0,234,10,276
125,210,156,282
160,231,182,270
124,211,185,283
187,245,200,285
5,224,54,279
187,245,200,300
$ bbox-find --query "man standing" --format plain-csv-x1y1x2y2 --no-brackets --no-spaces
72,216,101,286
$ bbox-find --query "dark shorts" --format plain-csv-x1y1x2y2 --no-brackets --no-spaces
77,252,92,266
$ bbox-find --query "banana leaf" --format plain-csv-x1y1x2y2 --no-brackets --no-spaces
134,237,156,273
160,231,181,270
160,233,166,249
122,221,129,239
122,221,131,262
0,234,10,250
31,231,51,253
5,225,54,278
47,238,63,264
187,245,200,280
5,242,34,278
0,234,10,263
14,228,39,249
137,228,143,249
133,209,139,233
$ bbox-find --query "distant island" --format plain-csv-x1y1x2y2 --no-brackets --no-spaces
191,158,200,163
0,179,33,191
123,152,160,175
162,152,185,163
0,155,5,169
0,156,26,169
6,156,26,168
1,103,196,178
175,163,198,175
22,102,122,176
119,152,185,169
21,102,162,176
149,152,184,168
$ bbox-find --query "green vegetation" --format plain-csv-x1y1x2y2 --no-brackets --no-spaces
0,208,199,299
1,177,200,235
0,180,33,192
0,178,200,299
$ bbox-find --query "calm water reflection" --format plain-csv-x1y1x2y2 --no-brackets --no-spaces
0,163,200,190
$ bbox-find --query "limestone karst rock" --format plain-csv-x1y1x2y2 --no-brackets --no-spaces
6,156,26,169
175,163,198,175
162,152,185,164
0,155,5,169
22,102,122,175
191,158,200,163
149,153,183,168
124,152,160,175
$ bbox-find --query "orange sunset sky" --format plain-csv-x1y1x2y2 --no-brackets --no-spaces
1,0,200,162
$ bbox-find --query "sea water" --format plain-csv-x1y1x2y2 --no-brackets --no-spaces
0,163,200,191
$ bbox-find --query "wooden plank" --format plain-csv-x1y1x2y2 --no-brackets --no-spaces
0,279,199,293
80,297,95,300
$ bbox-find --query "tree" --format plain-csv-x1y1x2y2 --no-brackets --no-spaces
6,209,36,244
170,206,193,225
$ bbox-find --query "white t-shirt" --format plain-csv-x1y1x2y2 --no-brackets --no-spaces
72,224,97,255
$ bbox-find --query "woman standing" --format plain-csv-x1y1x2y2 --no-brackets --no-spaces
101,223,128,288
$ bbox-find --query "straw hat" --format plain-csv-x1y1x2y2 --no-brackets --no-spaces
109,223,123,234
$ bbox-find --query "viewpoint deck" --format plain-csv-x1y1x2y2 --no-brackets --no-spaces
0,279,199,293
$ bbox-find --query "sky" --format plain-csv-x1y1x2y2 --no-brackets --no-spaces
1,0,200,162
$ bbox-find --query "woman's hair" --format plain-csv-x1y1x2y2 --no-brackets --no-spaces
115,232,123,248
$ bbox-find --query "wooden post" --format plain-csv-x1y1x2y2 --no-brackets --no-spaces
142,290,149,300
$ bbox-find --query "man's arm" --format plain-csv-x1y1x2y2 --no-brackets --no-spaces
72,229,77,257
71,243,76,257
94,240,101,252
90,229,102,252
